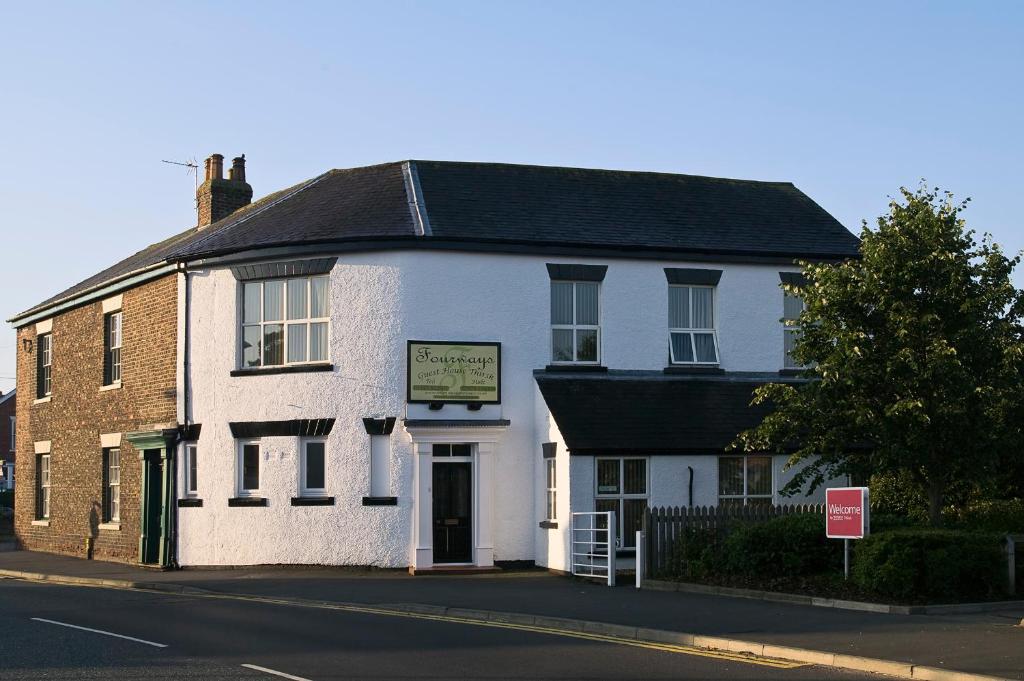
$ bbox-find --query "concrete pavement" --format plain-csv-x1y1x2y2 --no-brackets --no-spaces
0,550,1021,679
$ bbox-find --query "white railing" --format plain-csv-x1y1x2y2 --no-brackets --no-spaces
571,511,616,586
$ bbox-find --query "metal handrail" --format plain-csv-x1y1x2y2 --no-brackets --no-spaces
570,511,616,586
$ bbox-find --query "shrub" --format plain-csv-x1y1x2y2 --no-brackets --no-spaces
852,530,1005,602
947,499,1024,533
721,514,841,578
0,490,12,510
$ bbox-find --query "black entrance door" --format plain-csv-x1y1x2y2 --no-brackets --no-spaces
141,451,163,565
432,462,472,563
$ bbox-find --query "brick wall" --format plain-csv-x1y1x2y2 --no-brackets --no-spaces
14,274,178,563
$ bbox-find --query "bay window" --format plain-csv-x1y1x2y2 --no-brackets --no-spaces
241,276,329,368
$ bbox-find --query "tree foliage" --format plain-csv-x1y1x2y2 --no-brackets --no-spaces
734,185,1024,525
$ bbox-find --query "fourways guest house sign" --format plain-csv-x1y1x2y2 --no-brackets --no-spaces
407,341,501,404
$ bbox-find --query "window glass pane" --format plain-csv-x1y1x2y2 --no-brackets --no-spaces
575,283,599,325
188,446,198,493
451,444,472,457
109,313,122,348
243,445,260,490
670,332,694,363
305,442,326,490
287,323,308,363
552,329,573,362
263,281,284,322
747,497,773,508
576,329,598,362
546,459,555,488
784,330,799,368
622,499,647,547
310,322,328,362
597,460,620,494
263,324,284,366
747,456,773,496
432,444,452,457
242,326,262,367
623,459,646,494
718,457,744,496
287,279,308,320
243,283,262,323
551,282,573,325
783,293,803,321
692,288,713,328
311,276,329,317
669,287,689,328
693,333,718,363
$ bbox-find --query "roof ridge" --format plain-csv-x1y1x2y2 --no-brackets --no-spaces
403,159,796,186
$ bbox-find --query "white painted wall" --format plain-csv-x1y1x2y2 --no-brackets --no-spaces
180,250,806,567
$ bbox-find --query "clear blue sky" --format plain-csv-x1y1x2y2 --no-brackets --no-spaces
1,1,1022,393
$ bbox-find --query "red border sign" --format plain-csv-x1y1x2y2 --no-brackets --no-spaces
825,487,870,539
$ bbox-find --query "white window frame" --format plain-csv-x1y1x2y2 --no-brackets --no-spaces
237,440,261,496
105,448,120,522
544,458,557,521
38,333,52,397
239,276,330,369
783,292,805,369
105,311,123,385
300,438,327,497
184,444,198,497
668,285,719,365
37,453,50,519
550,280,601,365
718,455,774,506
594,457,649,549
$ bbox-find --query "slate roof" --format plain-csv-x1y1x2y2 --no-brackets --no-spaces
12,160,858,323
534,371,804,453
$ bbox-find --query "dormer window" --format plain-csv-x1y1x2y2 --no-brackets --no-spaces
241,276,329,368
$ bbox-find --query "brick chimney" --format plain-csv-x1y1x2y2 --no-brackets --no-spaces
196,153,253,228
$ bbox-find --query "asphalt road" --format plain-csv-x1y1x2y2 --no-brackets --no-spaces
0,578,878,680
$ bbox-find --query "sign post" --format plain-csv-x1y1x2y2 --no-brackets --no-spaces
825,487,870,579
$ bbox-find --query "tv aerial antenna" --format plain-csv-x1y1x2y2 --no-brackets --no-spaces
162,157,201,212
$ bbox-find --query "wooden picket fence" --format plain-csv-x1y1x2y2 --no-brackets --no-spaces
643,503,824,578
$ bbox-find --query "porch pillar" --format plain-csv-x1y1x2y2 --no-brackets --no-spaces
412,441,433,569
475,441,496,567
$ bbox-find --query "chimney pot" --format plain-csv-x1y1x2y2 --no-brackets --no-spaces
209,154,224,180
229,155,246,183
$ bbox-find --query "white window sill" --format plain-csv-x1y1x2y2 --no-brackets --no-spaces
33,396,51,405
98,522,120,531
99,382,122,392
31,519,50,527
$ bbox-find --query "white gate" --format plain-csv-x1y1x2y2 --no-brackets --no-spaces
571,511,616,586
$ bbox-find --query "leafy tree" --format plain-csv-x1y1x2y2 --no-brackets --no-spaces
734,185,1024,526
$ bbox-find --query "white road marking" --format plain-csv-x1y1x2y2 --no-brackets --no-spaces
30,617,168,647
241,664,313,680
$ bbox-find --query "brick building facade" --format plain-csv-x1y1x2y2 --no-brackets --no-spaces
13,275,178,562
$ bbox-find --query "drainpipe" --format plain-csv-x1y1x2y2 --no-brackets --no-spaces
687,466,694,507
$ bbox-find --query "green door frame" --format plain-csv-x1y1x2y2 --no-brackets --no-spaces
125,429,178,568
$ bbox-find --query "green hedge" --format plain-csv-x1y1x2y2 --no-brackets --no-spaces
852,529,1005,602
658,514,841,580
0,490,12,509
722,514,841,578
948,499,1024,533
